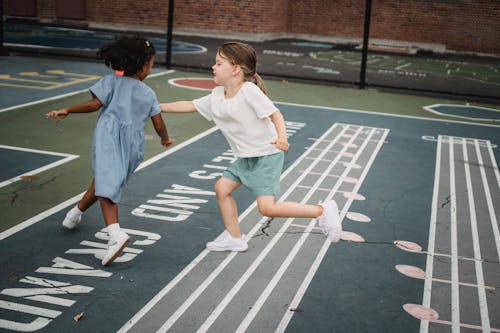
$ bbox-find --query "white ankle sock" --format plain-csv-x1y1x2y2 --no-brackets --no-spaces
107,223,121,240
71,206,83,216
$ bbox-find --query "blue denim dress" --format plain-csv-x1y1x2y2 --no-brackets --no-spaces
89,74,160,203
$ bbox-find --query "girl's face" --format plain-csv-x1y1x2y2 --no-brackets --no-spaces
212,52,237,86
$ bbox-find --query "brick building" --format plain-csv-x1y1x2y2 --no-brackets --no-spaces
3,0,500,55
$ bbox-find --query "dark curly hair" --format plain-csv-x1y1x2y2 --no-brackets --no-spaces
97,35,156,76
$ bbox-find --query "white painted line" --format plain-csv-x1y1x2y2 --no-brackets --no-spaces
276,127,389,333
486,141,500,190
0,70,174,114
423,103,500,122
0,125,215,241
236,128,380,333
168,77,213,92
197,126,364,333
463,138,491,331
449,136,460,333
476,140,500,261
157,124,354,333
0,145,79,189
276,101,500,129
118,123,344,333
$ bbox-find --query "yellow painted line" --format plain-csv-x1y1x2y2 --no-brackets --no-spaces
0,74,59,84
0,74,100,90
20,72,58,78
46,70,99,77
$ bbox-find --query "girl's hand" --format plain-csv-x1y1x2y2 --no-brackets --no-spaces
46,109,69,122
271,137,290,151
161,136,174,147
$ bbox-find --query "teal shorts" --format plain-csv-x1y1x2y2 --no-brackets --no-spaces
223,152,284,197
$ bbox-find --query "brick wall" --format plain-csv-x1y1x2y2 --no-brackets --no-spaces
3,0,499,55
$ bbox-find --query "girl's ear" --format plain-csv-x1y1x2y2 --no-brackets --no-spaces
232,64,242,77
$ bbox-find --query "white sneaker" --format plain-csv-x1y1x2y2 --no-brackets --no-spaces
318,200,342,242
62,208,82,229
102,231,130,266
206,230,248,252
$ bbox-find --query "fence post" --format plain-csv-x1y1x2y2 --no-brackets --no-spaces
359,0,372,88
166,0,174,68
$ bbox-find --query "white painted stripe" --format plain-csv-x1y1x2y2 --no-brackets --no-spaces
0,125,215,240
431,277,495,291
463,139,491,332
275,128,389,333
197,126,366,333
236,128,381,333
410,142,439,333
449,136,460,333
430,319,500,332
0,299,61,318
157,124,354,333
118,123,344,333
276,101,500,129
475,140,500,261
0,70,174,114
486,141,500,190
0,148,79,188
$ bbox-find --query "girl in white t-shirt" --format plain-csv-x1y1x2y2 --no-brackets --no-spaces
160,41,341,252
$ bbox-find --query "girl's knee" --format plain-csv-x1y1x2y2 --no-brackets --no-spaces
257,202,275,217
214,179,230,197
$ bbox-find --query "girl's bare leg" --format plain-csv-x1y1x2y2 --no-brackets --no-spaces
77,178,98,211
256,196,323,218
97,196,119,226
214,177,242,238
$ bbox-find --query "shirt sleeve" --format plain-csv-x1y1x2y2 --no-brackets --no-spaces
89,75,113,106
193,92,214,121
147,89,161,117
244,83,278,119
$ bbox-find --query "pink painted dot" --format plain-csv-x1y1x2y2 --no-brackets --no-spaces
403,304,439,320
394,240,423,253
341,152,355,158
343,192,365,201
341,142,358,148
346,212,371,222
342,162,362,169
340,231,365,242
395,264,426,280
343,176,359,184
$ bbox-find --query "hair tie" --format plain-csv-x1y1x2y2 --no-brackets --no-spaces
252,73,257,78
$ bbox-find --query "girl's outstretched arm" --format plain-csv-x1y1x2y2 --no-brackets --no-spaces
46,96,102,122
151,113,173,147
160,101,196,113
270,110,290,151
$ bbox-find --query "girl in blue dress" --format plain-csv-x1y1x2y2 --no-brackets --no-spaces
46,36,173,266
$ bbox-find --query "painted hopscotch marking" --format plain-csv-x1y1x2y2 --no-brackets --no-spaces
0,70,100,90
0,145,79,189
119,123,389,333
420,135,500,333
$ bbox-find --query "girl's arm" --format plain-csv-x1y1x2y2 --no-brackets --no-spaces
151,113,173,147
46,96,102,122
160,101,197,113
269,110,290,151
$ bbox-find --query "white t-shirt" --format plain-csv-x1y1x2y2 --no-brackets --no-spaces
193,82,281,158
